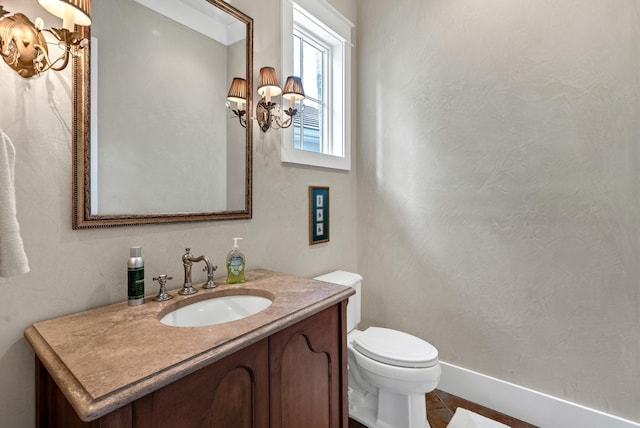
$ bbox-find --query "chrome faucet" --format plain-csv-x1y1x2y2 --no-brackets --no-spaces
180,248,217,295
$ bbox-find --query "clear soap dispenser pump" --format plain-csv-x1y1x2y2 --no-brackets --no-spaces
226,238,245,284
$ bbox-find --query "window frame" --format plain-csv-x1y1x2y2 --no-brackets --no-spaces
281,0,353,171
292,30,329,153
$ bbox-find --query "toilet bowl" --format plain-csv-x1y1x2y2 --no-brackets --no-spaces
314,271,441,428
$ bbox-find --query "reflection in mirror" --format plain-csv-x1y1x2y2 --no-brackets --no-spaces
72,0,253,228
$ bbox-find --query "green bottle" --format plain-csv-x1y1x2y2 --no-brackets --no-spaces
226,238,245,284
127,246,144,306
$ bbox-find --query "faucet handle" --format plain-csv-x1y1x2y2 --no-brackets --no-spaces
152,275,174,302
202,262,218,290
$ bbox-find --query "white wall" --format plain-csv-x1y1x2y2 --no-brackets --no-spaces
0,0,357,426
356,0,639,422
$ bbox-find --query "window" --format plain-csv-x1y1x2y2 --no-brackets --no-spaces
293,32,326,154
281,0,353,170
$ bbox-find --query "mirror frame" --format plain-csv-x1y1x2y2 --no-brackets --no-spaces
72,0,253,229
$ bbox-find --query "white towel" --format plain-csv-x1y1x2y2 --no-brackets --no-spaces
447,408,511,428
0,130,30,277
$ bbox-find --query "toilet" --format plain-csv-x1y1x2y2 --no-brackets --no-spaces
315,271,441,428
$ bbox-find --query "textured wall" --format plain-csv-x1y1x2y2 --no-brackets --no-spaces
0,0,357,426
357,0,639,422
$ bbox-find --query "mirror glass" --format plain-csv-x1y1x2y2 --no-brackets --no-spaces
72,0,253,228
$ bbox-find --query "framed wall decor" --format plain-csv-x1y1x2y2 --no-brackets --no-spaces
309,186,330,245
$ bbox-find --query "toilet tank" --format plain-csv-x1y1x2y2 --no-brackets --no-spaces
314,271,362,332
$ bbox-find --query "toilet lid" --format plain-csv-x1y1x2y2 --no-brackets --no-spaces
353,327,438,368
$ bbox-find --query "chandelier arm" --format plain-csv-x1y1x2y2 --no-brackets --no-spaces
31,43,54,73
275,116,292,129
48,50,71,71
40,28,85,71
235,110,247,128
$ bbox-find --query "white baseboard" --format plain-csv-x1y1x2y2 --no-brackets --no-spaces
438,361,640,428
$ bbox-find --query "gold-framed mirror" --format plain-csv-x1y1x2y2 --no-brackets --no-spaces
72,0,253,229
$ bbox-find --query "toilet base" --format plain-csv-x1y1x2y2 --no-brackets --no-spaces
349,384,431,428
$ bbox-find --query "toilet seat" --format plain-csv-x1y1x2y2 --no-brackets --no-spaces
352,327,438,368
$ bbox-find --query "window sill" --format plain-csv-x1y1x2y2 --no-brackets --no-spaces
281,145,351,171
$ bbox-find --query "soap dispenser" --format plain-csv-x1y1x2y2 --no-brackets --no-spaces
226,238,245,284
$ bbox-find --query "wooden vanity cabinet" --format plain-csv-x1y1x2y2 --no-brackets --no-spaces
35,303,349,428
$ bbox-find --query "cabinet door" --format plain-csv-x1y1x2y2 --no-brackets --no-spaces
269,304,348,428
133,338,269,428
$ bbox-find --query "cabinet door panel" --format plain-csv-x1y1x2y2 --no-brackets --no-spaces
280,334,331,427
133,338,269,428
270,305,346,428
211,368,254,427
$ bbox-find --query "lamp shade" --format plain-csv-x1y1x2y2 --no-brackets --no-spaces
227,78,247,103
38,0,92,27
282,76,305,101
257,66,282,98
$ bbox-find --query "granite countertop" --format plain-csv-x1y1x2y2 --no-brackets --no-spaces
24,269,353,422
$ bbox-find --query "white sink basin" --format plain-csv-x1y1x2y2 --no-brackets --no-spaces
160,295,272,327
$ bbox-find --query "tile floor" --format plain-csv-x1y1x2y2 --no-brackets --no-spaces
348,389,539,428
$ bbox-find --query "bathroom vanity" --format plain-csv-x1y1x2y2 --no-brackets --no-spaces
24,270,353,427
